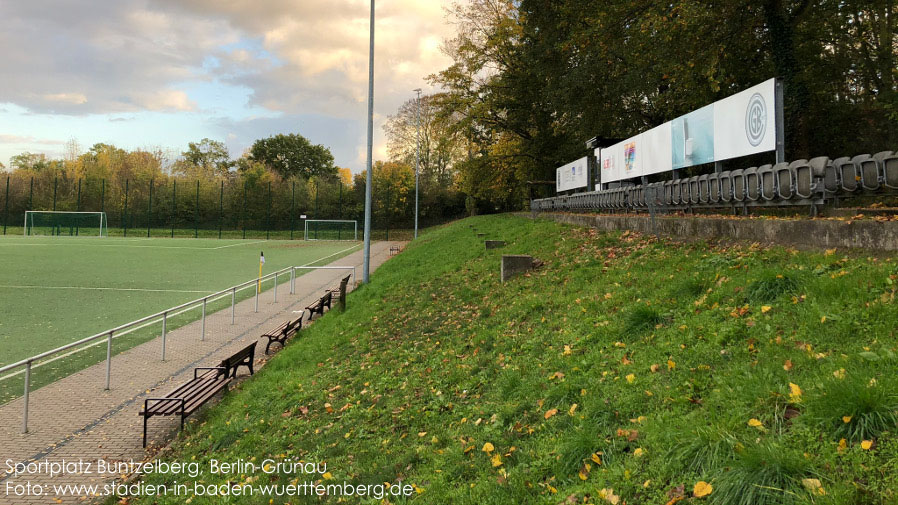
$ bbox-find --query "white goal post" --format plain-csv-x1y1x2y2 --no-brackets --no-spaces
303,219,358,241
24,211,108,237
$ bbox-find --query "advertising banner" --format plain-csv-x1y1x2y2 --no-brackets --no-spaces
599,78,778,184
555,157,589,192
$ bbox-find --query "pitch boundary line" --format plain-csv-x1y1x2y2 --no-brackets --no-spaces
0,285,213,294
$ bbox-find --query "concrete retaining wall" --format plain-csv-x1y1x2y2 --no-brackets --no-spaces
523,212,898,252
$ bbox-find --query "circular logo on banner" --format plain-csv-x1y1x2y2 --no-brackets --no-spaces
745,93,767,147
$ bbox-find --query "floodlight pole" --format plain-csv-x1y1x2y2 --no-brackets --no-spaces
414,88,421,239
362,0,375,284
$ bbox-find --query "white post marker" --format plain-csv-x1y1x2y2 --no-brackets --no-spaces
256,251,264,313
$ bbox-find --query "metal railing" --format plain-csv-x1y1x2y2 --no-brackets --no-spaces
0,264,356,433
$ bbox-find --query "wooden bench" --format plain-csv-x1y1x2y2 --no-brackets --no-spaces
140,366,230,447
260,315,303,354
390,245,401,256
218,341,257,377
305,291,332,320
327,275,352,310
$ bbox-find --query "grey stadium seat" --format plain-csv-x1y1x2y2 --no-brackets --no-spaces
776,161,797,199
731,169,746,202
883,152,898,190
859,151,892,191
708,173,721,203
744,167,761,201
698,174,710,204
789,159,813,199
837,155,869,192
663,181,673,206
688,176,699,204
759,164,777,201
671,179,682,205
719,171,734,202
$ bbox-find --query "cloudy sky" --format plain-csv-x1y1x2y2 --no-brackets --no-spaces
0,0,454,172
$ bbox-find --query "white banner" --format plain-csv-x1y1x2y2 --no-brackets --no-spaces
556,157,589,192
599,78,778,184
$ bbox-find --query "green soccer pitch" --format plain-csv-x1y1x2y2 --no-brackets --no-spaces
0,236,360,401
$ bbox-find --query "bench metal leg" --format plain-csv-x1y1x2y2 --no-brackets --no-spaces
143,416,148,448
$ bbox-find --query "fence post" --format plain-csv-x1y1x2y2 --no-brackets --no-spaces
105,331,113,390
290,267,295,294
3,175,9,235
123,179,129,237
219,180,224,240
171,180,176,238
273,272,278,302
231,287,236,324
147,179,153,238
161,311,167,361
75,179,82,236
255,281,259,313
22,361,31,433
194,180,199,239
290,179,295,240
201,298,207,341
242,181,247,240
266,181,271,240
100,179,105,221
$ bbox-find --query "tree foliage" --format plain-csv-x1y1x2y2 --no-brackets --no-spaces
249,133,336,180
429,0,898,210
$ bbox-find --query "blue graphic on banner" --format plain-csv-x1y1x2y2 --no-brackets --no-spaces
671,105,714,169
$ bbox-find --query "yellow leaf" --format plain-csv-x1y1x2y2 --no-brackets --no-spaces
838,438,847,452
563,345,572,356
482,442,495,453
789,382,803,403
324,402,333,413
783,359,793,371
626,374,636,384
491,453,503,467
599,488,621,505
667,359,676,370
761,305,772,313
650,364,660,373
693,481,713,497
861,440,873,450
591,453,602,465
544,408,558,420
833,368,846,379
802,478,824,495
633,448,644,457
418,431,427,437
748,418,763,428
569,404,578,416
322,472,333,480
842,416,852,424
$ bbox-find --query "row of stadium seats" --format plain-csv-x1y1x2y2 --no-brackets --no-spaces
532,151,897,213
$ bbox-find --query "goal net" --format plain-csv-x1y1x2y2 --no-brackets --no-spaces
25,211,108,237
304,220,358,241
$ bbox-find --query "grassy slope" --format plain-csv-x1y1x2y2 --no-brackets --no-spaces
133,215,898,505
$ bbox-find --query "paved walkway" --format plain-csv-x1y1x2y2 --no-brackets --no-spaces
0,241,402,504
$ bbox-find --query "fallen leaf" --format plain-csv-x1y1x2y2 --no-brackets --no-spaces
544,409,558,420
861,440,873,450
693,481,713,498
482,442,495,453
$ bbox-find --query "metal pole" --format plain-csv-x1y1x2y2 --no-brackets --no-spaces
22,361,31,433
76,178,82,236
314,180,319,240
161,312,167,361
105,331,113,390
290,267,295,294
100,178,105,223
147,179,153,238
362,0,375,283
53,175,57,211
171,179,176,238
414,88,421,239
201,298,207,341
3,176,9,235
242,181,247,239
290,180,295,240
231,287,236,324
254,281,259,313
775,78,786,163
194,180,199,238
28,177,33,212
123,179,129,237
266,181,271,240
219,180,223,239
273,272,278,302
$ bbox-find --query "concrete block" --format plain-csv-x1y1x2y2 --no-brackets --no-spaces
502,255,537,283
477,233,485,238
485,240,506,250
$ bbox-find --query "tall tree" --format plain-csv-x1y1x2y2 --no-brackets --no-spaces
176,138,234,178
249,133,336,180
